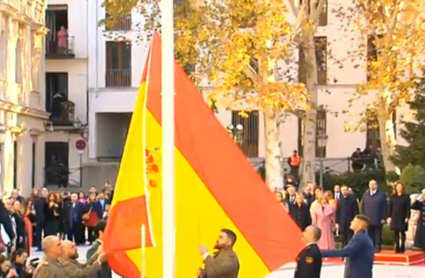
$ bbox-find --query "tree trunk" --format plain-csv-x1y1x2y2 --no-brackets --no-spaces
300,36,318,188
264,109,284,191
377,110,397,173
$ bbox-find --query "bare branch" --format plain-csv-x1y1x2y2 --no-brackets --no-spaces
311,0,326,25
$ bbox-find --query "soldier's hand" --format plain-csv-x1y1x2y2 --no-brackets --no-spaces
335,224,339,231
98,252,107,263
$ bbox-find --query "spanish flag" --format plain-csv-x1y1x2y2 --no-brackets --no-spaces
103,32,303,278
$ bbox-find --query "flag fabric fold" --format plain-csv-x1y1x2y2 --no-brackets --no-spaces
103,31,304,278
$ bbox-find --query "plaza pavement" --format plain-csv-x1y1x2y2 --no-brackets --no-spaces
29,245,423,278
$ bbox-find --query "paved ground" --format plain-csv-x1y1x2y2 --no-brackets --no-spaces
30,246,424,278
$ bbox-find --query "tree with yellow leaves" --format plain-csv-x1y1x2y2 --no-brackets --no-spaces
342,0,425,173
102,0,309,191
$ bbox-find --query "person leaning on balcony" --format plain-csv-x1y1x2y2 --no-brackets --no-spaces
57,26,68,53
288,150,302,178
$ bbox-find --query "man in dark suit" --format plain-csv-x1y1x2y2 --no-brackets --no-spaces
96,192,110,214
361,179,387,251
294,225,322,278
198,229,239,278
34,187,48,251
336,185,359,247
66,193,84,245
286,186,297,205
322,215,375,278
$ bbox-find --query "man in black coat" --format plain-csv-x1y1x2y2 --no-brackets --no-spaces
289,195,311,231
294,225,322,278
336,185,359,247
34,188,48,251
0,200,15,244
361,179,387,252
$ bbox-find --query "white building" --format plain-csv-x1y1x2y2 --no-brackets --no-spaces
83,0,409,183
0,0,49,195
43,0,89,188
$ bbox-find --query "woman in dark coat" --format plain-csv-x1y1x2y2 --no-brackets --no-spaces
388,182,411,253
43,193,61,236
289,194,311,231
411,189,425,252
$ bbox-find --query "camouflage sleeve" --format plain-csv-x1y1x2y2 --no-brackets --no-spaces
62,260,102,278
33,264,52,278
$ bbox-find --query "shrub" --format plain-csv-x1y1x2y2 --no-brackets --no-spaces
399,163,425,193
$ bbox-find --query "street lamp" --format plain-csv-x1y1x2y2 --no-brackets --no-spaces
317,131,328,188
227,124,244,146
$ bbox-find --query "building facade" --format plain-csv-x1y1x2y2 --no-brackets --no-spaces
43,0,89,188
0,0,49,195
83,0,410,184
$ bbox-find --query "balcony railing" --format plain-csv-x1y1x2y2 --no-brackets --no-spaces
106,69,132,87
49,100,75,125
105,15,132,31
46,34,75,59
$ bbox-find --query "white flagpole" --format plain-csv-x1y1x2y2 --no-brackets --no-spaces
141,224,146,278
161,0,176,276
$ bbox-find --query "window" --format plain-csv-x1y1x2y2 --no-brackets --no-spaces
32,142,36,188
105,12,131,31
299,37,327,85
299,0,327,26
231,111,259,157
13,141,17,189
106,42,132,87
367,36,377,82
15,36,23,83
45,142,69,186
0,25,8,80
45,5,74,57
46,72,73,125
366,109,397,149
297,108,327,157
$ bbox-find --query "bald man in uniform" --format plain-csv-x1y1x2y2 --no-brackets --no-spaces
294,225,322,278
34,236,106,278
60,240,105,278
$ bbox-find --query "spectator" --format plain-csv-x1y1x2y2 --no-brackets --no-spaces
43,193,61,237
388,182,410,253
335,185,359,247
289,194,311,231
361,179,387,252
351,148,364,172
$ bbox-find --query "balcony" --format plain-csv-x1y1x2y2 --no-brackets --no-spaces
105,69,131,87
45,34,75,59
48,100,75,127
105,15,132,31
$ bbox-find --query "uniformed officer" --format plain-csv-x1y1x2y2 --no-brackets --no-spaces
294,225,322,278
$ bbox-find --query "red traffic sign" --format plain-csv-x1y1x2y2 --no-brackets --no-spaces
75,139,87,151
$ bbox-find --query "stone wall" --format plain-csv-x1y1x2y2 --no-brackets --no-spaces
81,162,119,192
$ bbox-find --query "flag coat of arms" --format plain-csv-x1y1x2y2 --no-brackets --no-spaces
103,31,304,278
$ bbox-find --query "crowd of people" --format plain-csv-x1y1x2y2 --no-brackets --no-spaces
276,180,425,254
0,183,114,278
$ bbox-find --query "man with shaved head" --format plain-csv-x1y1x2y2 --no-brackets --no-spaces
60,240,106,277
34,237,106,278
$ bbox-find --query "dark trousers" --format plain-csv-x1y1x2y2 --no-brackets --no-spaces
66,222,84,244
35,222,45,250
86,226,94,243
341,229,354,247
393,231,406,252
45,220,60,236
368,224,383,250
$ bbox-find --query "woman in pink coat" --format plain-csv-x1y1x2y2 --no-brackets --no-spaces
57,26,68,52
312,196,335,250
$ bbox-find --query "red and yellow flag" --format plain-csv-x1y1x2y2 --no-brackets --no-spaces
103,31,303,278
